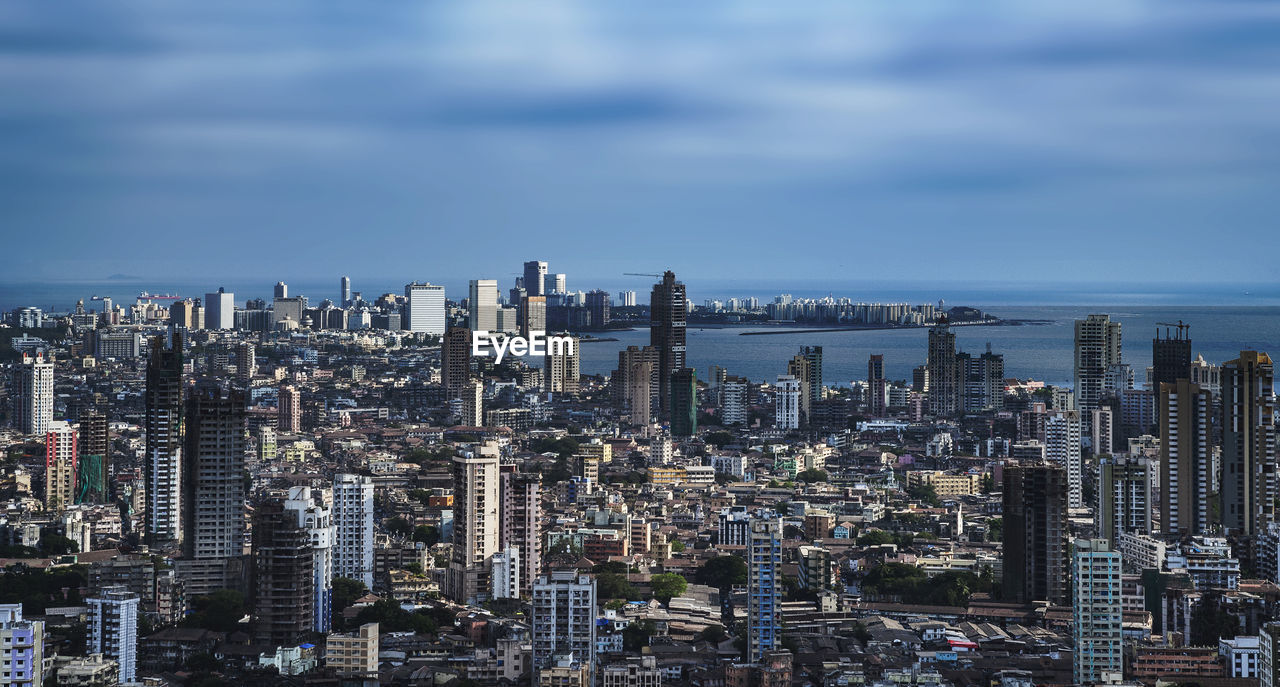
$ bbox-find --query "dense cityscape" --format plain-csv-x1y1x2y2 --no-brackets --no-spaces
0,265,1274,687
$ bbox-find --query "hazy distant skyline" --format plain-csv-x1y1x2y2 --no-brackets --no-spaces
4,1,1280,283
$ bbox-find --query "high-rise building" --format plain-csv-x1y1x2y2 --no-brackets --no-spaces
1075,314,1122,417
448,445,501,605
650,271,687,418
326,623,379,679
332,474,375,588
468,279,499,332
961,345,1005,412
0,604,44,686
340,276,351,306
12,352,53,436
491,547,520,600
1262,622,1280,687
462,379,484,427
520,295,547,338
1160,379,1213,535
523,261,548,297
618,290,637,307
926,320,958,417
86,586,139,683
868,354,887,416
1045,410,1083,509
271,296,305,330
182,384,247,572
786,353,813,425
169,299,198,331
1003,464,1069,606
800,346,822,407
500,470,541,598
278,385,300,433
1222,351,1276,535
775,375,801,430
252,497,314,647
613,346,658,425
1072,539,1122,686
145,333,183,547
747,517,783,662
237,341,256,385
1098,455,1152,543
544,336,580,394
274,282,288,299
442,327,472,401
283,486,334,633
552,273,567,294
670,368,697,438
532,570,597,682
43,421,76,512
585,290,611,329
1090,407,1114,455
721,376,748,427
1152,322,1192,390
204,288,234,330
77,412,109,504
404,282,446,335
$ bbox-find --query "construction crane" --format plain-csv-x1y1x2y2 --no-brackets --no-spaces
1155,321,1190,340
623,272,662,278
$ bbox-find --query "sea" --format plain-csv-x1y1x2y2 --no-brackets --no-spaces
2,278,1278,386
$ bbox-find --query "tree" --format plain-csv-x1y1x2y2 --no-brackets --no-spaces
696,555,747,590
906,483,941,507
385,517,412,536
699,624,727,643
650,573,687,603
705,431,735,448
623,620,657,651
593,561,629,575
596,573,638,600
980,474,995,494
797,468,828,483
184,590,247,632
670,540,686,553
37,534,78,556
987,517,1003,542
857,530,894,547
413,525,441,546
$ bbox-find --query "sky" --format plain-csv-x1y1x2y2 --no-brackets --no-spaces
2,0,1280,290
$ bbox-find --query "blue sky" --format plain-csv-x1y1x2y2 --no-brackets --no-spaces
2,0,1279,288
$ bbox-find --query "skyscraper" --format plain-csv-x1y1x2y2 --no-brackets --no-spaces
1098,455,1152,543
519,295,546,337
1003,464,1069,605
86,586,139,683
11,352,53,436
800,345,822,407
271,295,305,330
775,375,801,430
552,273,567,294
181,383,247,595
468,279,499,332
203,288,234,330
544,336,580,394
76,412,109,504
1072,539,1122,686
585,290,611,329
500,470,541,598
274,281,288,299
523,261,548,297
448,445,500,605
721,376,748,427
340,276,351,306
747,516,783,662
670,368,697,438
332,473,375,588
1152,321,1192,390
961,345,1005,412
532,570,597,682
868,354,887,416
1075,314,1122,417
926,319,958,417
787,352,814,425
237,341,256,386
404,282,446,335
278,385,300,433
252,498,314,647
1222,351,1276,535
44,421,76,512
1045,410,1083,509
284,486,334,633
613,346,658,425
145,333,183,548
442,327,473,401
1160,379,1212,535
462,379,484,427
650,271,687,418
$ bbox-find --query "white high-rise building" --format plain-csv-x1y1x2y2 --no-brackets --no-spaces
0,604,43,686
204,288,234,330
1072,539,1122,686
462,379,484,427
285,486,335,633
340,276,351,306
332,474,374,588
532,570,597,682
87,586,140,683
448,444,501,605
468,279,499,332
552,273,567,295
618,290,637,307
775,375,801,430
12,353,53,436
1074,314,1122,417
747,516,783,663
44,421,76,512
491,547,520,600
721,377,748,426
1046,410,1084,508
404,282,446,335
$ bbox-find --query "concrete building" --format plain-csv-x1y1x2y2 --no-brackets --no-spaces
278,385,301,433
449,445,501,605
204,288,234,330
284,486,334,633
469,279,499,332
501,471,540,598
1072,539,1122,686
491,547,520,600
1221,636,1260,679
1045,410,1083,509
775,375,801,430
1261,622,1280,687
747,516,783,662
252,498,314,647
650,271,687,418
325,623,378,678
442,327,472,401
272,296,305,330
145,334,183,547
77,412,109,505
532,571,597,683
404,282,446,335
524,261,548,297
333,473,375,588
1161,379,1213,535
1222,351,1276,535
44,421,77,512
1003,464,1068,606
0,605,44,686
12,352,53,436
602,656,661,687
669,367,697,437
926,319,958,417
1098,455,1152,543
86,586,139,683
544,336,580,395
180,384,246,596
1075,314,1122,421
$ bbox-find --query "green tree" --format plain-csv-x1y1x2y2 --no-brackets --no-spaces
857,530,894,547
906,483,941,507
623,620,657,651
413,525,441,546
650,573,688,603
705,431,735,448
670,540,685,553
699,624,727,643
987,517,1003,542
37,534,78,556
593,561,629,575
695,555,747,590
183,590,247,632
797,468,828,483
596,573,639,600
385,517,412,536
